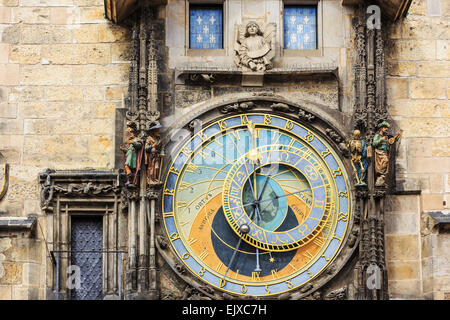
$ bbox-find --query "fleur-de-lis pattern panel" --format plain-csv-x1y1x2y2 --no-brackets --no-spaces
189,6,223,49
70,217,103,300
284,6,317,50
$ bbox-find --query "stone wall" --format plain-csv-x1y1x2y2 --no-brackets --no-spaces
385,0,450,299
0,0,129,299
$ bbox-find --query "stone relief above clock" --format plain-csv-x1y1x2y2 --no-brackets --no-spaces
234,22,276,72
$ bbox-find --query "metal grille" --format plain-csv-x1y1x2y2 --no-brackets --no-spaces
70,217,103,300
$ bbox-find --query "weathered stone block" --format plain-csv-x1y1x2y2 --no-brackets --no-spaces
402,16,449,40
94,102,117,118
387,61,417,77
0,7,11,24
9,45,41,64
0,102,17,118
388,280,422,299
18,0,72,5
21,25,72,44
88,135,113,154
386,234,420,260
0,263,22,285
0,43,9,63
0,64,19,85
432,138,450,156
111,43,130,62
22,263,41,286
11,286,39,300
11,7,50,24
386,78,409,100
74,0,104,6
0,118,23,134
41,44,88,65
0,0,18,6
105,86,126,100
399,119,449,138
45,87,83,102
408,0,425,15
73,24,99,43
87,44,111,64
385,213,419,235
417,62,450,78
99,24,129,43
387,261,420,280
9,86,44,102
83,86,104,101
80,7,105,23
407,100,442,118
407,137,433,157
436,40,450,60
422,193,445,211
50,7,80,25
387,40,436,61
0,285,11,300
408,157,450,174
410,78,446,99
20,65,72,85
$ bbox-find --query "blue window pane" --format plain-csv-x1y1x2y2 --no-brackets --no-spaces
190,6,223,49
284,6,317,50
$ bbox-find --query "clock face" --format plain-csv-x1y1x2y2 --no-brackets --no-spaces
162,113,351,296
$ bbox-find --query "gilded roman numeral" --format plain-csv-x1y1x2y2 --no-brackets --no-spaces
178,182,191,191
271,269,279,279
188,238,198,246
163,211,174,218
313,235,325,247
177,201,187,209
215,262,224,272
230,130,241,141
185,163,198,173
252,272,261,281
303,250,314,260
198,250,209,261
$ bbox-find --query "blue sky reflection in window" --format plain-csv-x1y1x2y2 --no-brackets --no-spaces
284,6,317,50
190,6,223,49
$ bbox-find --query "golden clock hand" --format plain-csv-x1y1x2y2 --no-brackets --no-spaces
222,211,255,281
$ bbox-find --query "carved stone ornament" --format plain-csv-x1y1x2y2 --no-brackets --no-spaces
0,163,8,200
234,22,276,71
220,101,255,114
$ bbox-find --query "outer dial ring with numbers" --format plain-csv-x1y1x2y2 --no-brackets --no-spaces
162,113,352,297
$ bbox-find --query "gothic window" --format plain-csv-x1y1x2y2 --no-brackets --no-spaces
189,5,223,49
283,5,318,50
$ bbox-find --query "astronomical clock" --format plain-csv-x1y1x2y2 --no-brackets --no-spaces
158,100,357,299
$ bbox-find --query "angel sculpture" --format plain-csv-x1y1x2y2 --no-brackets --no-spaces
234,21,276,72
